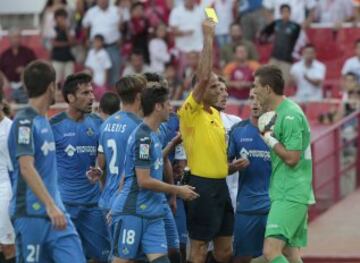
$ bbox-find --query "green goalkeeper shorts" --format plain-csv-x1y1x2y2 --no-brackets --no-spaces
265,200,309,247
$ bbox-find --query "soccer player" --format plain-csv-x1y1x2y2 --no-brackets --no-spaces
97,75,145,214
0,92,15,263
252,65,315,263
110,85,199,263
178,19,248,263
98,92,121,120
143,72,182,260
50,72,110,262
228,89,271,263
8,60,85,263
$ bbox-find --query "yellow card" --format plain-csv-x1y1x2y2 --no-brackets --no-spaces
205,7,219,23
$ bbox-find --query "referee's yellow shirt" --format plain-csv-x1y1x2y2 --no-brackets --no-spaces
178,93,228,179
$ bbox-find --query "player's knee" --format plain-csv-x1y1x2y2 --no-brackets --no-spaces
151,255,171,263
263,240,282,261
213,246,232,263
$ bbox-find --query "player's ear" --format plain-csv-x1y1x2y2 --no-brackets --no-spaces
68,93,76,103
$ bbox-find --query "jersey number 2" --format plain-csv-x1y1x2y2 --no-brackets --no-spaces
107,139,119,174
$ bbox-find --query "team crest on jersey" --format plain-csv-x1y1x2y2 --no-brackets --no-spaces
18,126,31,144
32,202,41,210
139,144,150,159
86,128,94,136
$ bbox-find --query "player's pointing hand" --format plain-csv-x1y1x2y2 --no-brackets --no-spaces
176,185,200,201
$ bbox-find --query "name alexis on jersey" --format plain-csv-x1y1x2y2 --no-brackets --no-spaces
103,123,127,133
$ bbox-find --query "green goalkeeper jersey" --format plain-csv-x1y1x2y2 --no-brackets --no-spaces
271,98,315,205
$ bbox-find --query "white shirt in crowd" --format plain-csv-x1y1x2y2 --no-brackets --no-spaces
342,56,360,79
315,0,354,24
0,116,15,245
290,59,326,101
221,111,242,211
263,0,317,24
203,0,234,36
82,5,121,44
169,4,205,53
85,48,112,86
122,64,152,77
149,38,171,73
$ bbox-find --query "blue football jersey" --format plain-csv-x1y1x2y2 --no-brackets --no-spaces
50,112,102,205
8,107,64,217
158,112,180,161
98,111,142,210
228,119,271,214
111,122,167,218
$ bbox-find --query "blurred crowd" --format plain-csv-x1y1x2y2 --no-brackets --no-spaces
1,0,360,122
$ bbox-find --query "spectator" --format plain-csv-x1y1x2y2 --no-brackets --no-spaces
51,8,76,85
260,4,301,85
178,51,200,99
341,72,359,101
144,0,172,28
263,0,316,27
223,44,259,100
83,0,121,86
221,23,259,66
122,50,151,76
164,63,183,100
85,34,112,100
290,44,326,101
236,0,267,41
315,0,354,26
123,2,151,63
169,0,204,74
149,24,171,73
40,0,68,51
116,0,131,24
341,39,360,80
0,28,36,103
98,92,120,119
207,0,234,49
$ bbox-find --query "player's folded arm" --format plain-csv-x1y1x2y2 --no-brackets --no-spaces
274,114,303,167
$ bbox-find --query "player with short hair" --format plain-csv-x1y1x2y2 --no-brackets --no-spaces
96,75,145,214
110,85,199,263
252,65,315,263
8,60,86,263
228,89,271,263
99,92,121,120
0,92,15,263
50,72,110,262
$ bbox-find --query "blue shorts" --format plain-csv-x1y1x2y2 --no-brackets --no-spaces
233,213,268,257
111,214,168,260
164,205,180,249
174,198,188,245
14,215,86,263
65,204,110,261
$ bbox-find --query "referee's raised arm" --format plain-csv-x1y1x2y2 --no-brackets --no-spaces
192,18,216,104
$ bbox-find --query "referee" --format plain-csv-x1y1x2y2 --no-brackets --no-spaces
178,19,248,263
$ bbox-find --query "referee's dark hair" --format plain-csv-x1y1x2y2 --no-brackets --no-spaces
23,60,56,98
115,74,146,104
141,84,169,117
62,72,92,103
254,65,284,95
99,92,120,116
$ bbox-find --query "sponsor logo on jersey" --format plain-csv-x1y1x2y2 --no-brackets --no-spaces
41,141,55,156
239,148,270,160
240,137,253,142
64,132,76,137
40,128,49,134
65,144,97,157
19,119,30,125
285,115,295,121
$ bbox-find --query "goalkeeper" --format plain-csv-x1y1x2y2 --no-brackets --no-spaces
252,65,315,263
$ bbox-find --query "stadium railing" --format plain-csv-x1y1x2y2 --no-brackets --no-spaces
309,109,360,221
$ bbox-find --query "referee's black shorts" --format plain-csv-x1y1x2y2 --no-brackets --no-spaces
186,174,234,241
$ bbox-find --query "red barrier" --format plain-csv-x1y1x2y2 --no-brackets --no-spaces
309,110,360,220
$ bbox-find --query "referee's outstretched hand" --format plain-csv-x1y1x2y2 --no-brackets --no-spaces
176,185,200,201
203,18,216,37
